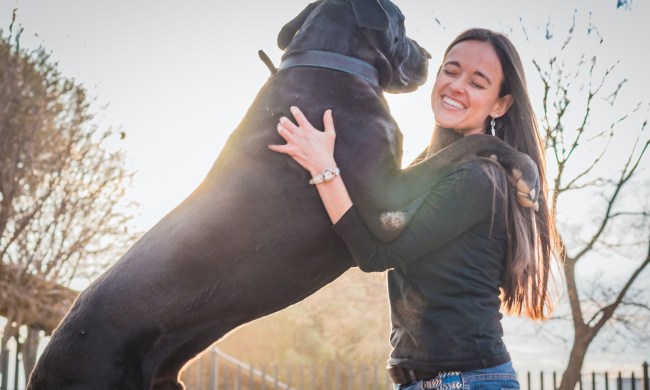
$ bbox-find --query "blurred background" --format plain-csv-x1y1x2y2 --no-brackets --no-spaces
0,0,648,388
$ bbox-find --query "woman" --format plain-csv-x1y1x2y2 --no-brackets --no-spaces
269,28,558,390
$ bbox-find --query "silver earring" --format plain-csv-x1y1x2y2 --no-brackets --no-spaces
490,117,496,136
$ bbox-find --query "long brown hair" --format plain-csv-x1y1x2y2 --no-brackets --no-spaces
433,28,560,320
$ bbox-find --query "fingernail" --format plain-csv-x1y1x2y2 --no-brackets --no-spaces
290,106,297,113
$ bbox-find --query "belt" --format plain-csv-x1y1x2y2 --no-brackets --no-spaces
387,366,463,389
387,365,439,385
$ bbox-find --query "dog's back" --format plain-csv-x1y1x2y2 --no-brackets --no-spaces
27,1,430,388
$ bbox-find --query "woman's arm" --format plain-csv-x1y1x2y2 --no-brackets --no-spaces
268,106,353,224
269,106,498,272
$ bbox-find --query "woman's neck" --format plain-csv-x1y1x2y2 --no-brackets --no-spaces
426,126,464,158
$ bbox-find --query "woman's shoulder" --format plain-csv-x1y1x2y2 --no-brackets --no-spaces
446,158,506,192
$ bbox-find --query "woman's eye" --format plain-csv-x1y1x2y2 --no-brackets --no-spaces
443,69,457,76
471,81,486,89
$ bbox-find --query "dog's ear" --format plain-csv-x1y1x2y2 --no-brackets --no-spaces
350,0,389,30
277,1,325,50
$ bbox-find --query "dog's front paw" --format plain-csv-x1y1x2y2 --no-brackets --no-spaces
511,168,539,211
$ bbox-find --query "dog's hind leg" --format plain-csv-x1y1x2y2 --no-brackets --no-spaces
143,324,229,390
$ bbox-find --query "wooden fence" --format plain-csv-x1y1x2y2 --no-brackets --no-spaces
181,348,650,390
181,348,393,390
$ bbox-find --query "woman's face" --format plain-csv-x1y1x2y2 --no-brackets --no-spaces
431,40,513,136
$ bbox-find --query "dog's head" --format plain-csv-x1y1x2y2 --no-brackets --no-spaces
277,0,430,93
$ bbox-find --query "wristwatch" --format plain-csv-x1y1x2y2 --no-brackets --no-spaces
309,167,340,185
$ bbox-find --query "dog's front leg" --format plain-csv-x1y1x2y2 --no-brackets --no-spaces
353,134,540,242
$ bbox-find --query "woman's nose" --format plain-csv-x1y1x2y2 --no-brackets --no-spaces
449,77,465,92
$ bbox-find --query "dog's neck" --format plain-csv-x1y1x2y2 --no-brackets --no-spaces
278,50,380,87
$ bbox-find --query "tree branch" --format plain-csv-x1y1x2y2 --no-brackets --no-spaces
572,128,649,263
592,229,650,333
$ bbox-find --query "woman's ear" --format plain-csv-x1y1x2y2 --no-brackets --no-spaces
496,94,514,117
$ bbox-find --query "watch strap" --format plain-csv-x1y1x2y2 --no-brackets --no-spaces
309,167,340,185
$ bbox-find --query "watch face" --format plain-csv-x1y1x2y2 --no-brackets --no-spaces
323,169,335,181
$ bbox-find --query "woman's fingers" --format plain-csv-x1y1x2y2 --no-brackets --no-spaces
278,116,298,134
323,109,335,135
276,122,296,143
290,106,313,130
270,107,337,173
267,143,290,154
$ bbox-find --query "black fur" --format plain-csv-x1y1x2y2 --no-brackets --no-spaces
27,1,537,388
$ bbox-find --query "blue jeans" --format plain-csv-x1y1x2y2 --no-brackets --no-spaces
393,361,520,390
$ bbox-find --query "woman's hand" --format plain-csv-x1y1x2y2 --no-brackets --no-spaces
268,106,337,176
269,106,352,223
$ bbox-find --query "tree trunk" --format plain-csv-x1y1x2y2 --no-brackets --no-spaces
558,331,592,390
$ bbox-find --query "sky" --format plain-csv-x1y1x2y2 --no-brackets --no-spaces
1,0,648,377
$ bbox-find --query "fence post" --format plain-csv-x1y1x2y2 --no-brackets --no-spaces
196,356,202,390
632,371,636,390
261,365,266,390
553,372,557,390
593,372,596,390
618,371,622,390
287,364,292,389
14,341,21,390
210,349,218,390
249,363,254,390
541,371,544,390
605,371,609,390
299,364,304,390
335,362,340,390
373,365,378,389
527,371,531,390
348,364,354,390
643,362,649,390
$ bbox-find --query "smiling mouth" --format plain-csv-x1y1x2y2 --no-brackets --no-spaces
442,96,466,109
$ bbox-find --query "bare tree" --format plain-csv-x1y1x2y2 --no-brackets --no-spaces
531,16,649,389
0,13,137,384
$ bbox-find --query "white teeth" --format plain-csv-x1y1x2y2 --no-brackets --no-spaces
442,96,465,109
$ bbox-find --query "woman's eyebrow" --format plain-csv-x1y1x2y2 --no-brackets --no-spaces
443,60,492,85
474,70,492,85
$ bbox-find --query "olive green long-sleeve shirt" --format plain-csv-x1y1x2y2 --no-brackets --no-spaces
333,160,511,372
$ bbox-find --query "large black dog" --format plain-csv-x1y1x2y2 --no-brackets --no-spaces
27,0,538,389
